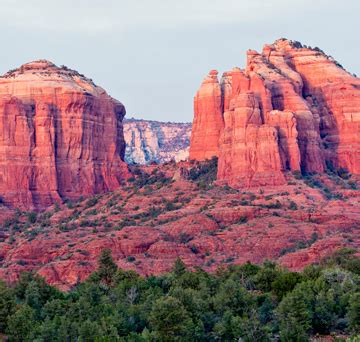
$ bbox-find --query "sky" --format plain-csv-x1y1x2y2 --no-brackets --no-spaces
1,0,359,122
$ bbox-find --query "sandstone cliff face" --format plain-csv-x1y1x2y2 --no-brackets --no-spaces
0,60,128,210
273,40,360,175
218,92,285,186
190,39,360,186
189,70,224,161
123,119,191,164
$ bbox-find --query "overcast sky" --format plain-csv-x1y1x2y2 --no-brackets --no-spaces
1,0,359,122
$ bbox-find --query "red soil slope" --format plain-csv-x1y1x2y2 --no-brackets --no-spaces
0,161,358,290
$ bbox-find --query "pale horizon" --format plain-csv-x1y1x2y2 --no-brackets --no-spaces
1,0,359,122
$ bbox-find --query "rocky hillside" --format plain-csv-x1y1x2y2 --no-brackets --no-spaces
0,60,129,210
123,118,191,164
190,38,360,186
0,159,358,290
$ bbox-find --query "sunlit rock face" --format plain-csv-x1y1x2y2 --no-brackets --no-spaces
189,70,224,161
190,39,360,186
0,60,129,209
123,119,191,164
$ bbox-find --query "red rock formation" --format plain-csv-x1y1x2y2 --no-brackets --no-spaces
0,60,129,209
245,49,323,173
271,39,360,174
190,39,360,185
218,92,285,186
189,70,223,160
268,110,301,171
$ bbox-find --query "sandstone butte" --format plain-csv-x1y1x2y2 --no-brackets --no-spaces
189,38,360,187
0,60,129,210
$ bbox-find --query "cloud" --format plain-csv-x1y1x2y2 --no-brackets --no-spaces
1,0,339,33
1,0,115,32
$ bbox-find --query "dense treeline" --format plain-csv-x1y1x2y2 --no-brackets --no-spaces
0,249,359,342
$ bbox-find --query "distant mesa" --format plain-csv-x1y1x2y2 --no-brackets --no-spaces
123,118,191,165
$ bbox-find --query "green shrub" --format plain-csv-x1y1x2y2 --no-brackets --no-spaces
85,197,99,208
188,157,218,188
236,216,248,224
293,170,303,179
27,212,37,224
289,201,298,210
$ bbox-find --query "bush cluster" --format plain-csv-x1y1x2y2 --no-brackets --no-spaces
188,157,218,189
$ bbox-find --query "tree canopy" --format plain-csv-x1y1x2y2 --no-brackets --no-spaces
0,249,359,341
